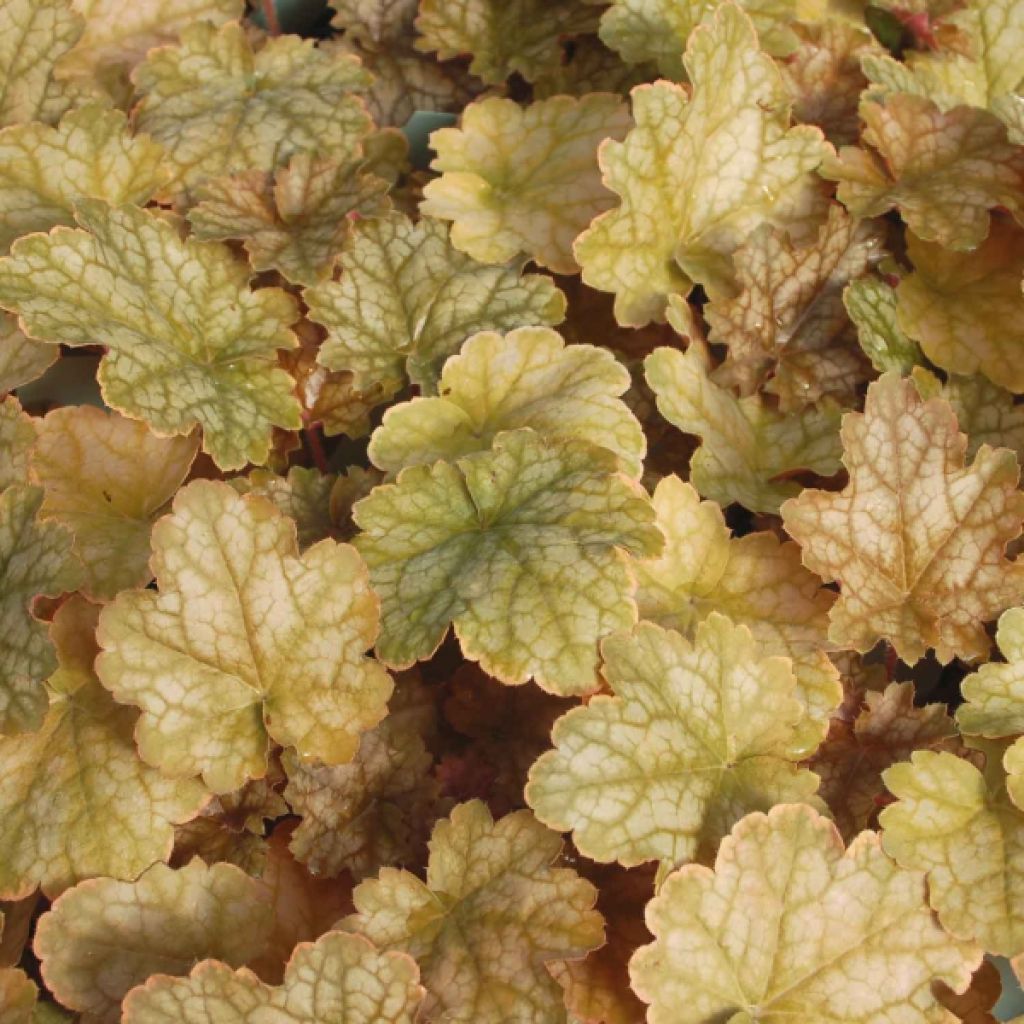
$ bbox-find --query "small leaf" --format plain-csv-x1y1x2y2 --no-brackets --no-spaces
843,274,922,374
782,372,1024,664
344,800,605,1024
353,428,662,695
368,326,645,476
422,93,631,274
0,312,57,393
631,803,981,1023
96,479,393,793
957,606,1024,737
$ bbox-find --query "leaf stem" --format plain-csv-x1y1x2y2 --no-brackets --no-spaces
260,0,281,36
304,421,329,474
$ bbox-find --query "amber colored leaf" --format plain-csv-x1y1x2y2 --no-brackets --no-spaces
782,372,1024,664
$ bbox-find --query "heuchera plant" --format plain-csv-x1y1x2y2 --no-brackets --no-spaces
2,0,1024,1020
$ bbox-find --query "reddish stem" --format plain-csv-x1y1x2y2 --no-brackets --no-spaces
260,0,281,35
304,421,329,474
885,644,899,681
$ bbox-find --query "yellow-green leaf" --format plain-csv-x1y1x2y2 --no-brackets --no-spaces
0,597,207,900
958,607,1024,738
575,2,827,325
422,93,630,274
0,0,84,127
706,205,880,408
0,312,57,394
645,339,843,513
630,803,980,1023
188,153,391,286
782,372,1024,664
0,396,35,492
121,931,423,1024
133,21,372,191
32,406,198,601
897,218,1024,392
228,466,339,549
635,475,841,749
353,428,662,695
306,211,566,397
0,201,301,471
843,274,922,374
822,94,1024,251
0,104,166,254
344,800,604,1024
882,748,1024,957
527,615,820,867
414,0,599,84
368,326,644,476
96,479,393,793
35,859,274,1023
0,485,82,735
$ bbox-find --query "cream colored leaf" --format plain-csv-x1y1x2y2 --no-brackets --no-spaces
96,479,393,794
645,340,843,513
781,372,1024,664
707,205,880,408
0,0,84,127
35,860,274,1023
414,0,599,84
630,803,981,1023
527,615,820,867
0,104,166,254
0,597,207,901
133,21,372,191
1007,737,1024,810
0,396,34,492
188,153,391,286
122,931,421,1024
635,475,840,748
0,485,82,735
898,218,1024,392
808,681,960,839
0,312,57,393
575,2,827,325
881,748,1024,957
344,800,604,1024
421,93,630,274
305,211,566,397
957,606,1024,737
0,201,301,471
353,428,662,695
822,94,1024,251
60,0,243,80
368,327,645,476
283,675,438,880
33,406,198,601
599,0,828,77
843,274,923,374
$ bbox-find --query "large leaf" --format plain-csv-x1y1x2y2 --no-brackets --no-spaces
133,21,372,190
32,406,198,600
352,428,662,695
630,803,981,1023
575,2,827,325
368,326,644,476
121,931,423,1024
527,615,820,867
343,800,604,1024
35,860,274,1023
782,372,1024,664
305,211,566,398
0,201,301,470
0,597,207,900
422,93,631,274
96,479,393,793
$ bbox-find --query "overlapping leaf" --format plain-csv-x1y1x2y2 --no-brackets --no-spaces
0,201,301,470
630,803,981,1023
353,428,662,694
646,339,843,513
958,607,1024,738
0,597,207,900
0,396,34,491
96,479,393,793
344,800,604,1024
782,372,1024,663
843,274,922,374
306,211,566,397
575,2,827,324
422,93,631,274
368,327,644,476
527,615,819,867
